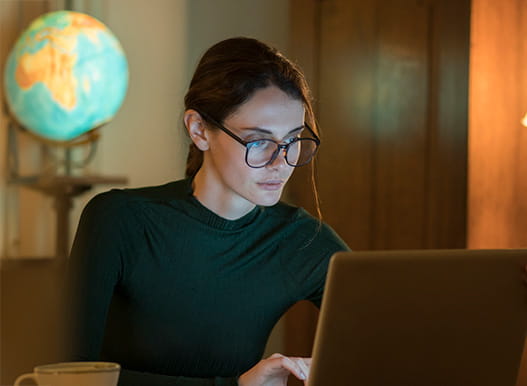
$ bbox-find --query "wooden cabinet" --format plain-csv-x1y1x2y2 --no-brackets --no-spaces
468,0,527,250
287,0,469,251
469,1,527,384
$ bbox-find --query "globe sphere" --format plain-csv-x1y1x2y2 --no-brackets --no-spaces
3,10,129,141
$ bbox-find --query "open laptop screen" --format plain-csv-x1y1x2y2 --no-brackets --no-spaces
308,249,527,386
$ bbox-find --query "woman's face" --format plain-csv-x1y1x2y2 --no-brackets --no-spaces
197,85,305,214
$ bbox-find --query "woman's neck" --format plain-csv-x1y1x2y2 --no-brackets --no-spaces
192,169,256,220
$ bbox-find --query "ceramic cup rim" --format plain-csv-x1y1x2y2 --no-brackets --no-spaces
34,362,120,374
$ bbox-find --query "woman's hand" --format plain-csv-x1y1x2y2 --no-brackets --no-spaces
238,353,311,386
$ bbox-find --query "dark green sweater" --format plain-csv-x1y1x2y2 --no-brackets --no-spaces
69,178,349,386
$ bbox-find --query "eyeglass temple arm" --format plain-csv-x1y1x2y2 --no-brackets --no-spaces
304,123,321,143
194,109,249,146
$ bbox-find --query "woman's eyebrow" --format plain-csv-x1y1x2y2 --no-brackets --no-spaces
241,125,305,135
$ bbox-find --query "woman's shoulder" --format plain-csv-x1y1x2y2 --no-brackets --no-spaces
84,179,191,216
269,201,350,251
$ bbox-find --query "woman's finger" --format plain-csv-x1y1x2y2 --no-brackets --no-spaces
258,354,312,381
284,357,307,380
296,358,310,379
275,356,311,381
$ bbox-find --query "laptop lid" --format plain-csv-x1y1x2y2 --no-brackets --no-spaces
308,249,527,386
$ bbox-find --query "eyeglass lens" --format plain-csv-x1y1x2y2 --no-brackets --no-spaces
246,138,318,167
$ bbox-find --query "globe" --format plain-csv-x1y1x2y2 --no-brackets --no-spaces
3,10,128,142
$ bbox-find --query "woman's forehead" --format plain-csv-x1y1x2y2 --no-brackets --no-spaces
236,125,304,137
225,86,305,130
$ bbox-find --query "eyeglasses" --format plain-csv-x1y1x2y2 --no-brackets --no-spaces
197,111,320,168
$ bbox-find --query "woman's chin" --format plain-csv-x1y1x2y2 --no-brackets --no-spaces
254,191,282,207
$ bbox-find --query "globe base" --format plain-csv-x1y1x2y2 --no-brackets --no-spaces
6,120,128,258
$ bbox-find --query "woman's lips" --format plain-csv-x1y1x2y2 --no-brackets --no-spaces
257,180,284,191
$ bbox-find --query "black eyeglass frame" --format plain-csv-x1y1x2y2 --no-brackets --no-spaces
196,110,321,168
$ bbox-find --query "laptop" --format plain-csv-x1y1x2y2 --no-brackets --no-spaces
308,249,527,386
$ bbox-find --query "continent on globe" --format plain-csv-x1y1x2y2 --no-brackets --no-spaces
4,10,129,141
16,44,78,110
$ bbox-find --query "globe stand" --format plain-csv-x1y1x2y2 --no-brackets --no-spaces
6,120,128,259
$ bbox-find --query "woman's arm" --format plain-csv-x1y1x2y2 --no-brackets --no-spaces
68,192,131,360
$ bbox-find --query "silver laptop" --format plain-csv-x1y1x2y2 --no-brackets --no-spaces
308,249,527,386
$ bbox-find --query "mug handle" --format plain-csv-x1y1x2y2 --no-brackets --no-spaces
14,373,37,386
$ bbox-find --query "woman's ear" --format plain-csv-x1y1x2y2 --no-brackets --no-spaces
184,109,209,151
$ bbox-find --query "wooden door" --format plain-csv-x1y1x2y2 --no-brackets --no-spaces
284,0,471,365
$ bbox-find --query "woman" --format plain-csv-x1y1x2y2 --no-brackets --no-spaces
69,37,349,386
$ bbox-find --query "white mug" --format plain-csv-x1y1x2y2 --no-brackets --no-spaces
14,361,120,386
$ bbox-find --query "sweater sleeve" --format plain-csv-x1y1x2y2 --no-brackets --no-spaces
307,225,350,308
281,214,350,308
68,191,133,360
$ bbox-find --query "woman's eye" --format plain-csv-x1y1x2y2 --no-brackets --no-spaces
247,140,270,149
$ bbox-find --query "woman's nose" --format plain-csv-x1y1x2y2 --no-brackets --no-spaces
267,147,289,168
